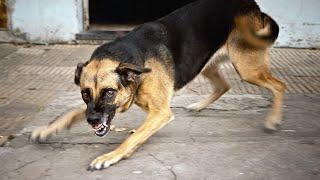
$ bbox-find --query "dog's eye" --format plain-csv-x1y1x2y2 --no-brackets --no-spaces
81,90,90,101
104,88,116,97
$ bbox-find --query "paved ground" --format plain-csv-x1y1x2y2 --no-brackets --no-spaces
0,43,319,180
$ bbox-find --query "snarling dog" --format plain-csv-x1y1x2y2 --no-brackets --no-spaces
31,0,285,171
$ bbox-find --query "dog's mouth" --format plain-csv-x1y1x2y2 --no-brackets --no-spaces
91,113,115,137
92,122,110,137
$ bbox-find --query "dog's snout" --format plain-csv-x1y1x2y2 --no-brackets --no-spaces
87,114,101,125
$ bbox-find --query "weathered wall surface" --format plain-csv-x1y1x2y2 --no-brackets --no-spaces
6,0,320,47
257,0,320,48
9,0,83,43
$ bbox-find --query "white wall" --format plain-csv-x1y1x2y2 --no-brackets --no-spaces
257,0,320,48
10,0,83,43
8,0,320,47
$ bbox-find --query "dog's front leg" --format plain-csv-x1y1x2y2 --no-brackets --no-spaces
87,109,173,171
31,107,86,142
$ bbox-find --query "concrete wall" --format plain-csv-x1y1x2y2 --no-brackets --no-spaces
257,0,320,48
9,0,83,43
6,0,320,47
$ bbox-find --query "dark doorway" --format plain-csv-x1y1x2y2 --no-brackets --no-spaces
88,0,195,30
0,0,8,29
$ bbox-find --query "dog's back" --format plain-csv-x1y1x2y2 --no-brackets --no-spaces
90,0,279,91
91,0,279,90
158,0,279,89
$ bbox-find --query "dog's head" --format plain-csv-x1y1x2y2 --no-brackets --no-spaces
74,59,150,137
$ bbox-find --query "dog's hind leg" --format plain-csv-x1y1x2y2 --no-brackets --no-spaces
31,106,86,141
187,53,230,111
230,47,286,130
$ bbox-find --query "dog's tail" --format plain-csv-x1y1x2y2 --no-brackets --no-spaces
236,12,279,48
253,12,279,45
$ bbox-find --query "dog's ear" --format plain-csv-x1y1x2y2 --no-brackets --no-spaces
74,63,85,86
116,63,151,86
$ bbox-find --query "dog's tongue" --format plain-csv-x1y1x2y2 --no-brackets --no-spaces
92,124,101,129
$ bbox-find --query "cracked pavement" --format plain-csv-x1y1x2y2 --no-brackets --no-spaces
0,44,319,180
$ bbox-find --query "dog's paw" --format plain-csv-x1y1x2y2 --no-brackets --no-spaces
264,116,282,131
30,126,51,142
185,102,205,112
87,152,123,171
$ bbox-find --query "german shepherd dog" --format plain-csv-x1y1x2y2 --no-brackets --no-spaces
32,0,285,171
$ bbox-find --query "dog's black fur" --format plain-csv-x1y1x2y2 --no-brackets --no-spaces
90,0,266,89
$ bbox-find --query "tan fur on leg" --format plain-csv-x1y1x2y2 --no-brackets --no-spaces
187,50,230,111
31,106,86,141
230,47,286,130
88,110,173,170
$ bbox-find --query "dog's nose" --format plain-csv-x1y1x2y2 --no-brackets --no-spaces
87,114,101,125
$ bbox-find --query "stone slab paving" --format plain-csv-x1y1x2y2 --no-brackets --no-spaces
0,44,319,179
1,93,319,180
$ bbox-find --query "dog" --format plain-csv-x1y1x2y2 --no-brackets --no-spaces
31,0,286,171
